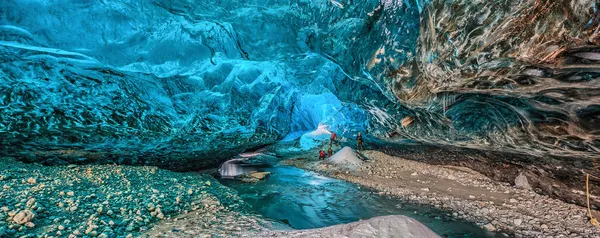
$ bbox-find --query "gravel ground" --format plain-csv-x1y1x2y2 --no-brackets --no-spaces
0,157,248,238
143,195,286,237
284,150,600,238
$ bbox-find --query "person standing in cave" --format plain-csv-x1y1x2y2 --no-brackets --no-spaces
330,131,338,147
319,150,326,160
327,147,333,157
357,132,364,152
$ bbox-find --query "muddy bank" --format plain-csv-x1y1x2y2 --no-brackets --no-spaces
284,150,600,238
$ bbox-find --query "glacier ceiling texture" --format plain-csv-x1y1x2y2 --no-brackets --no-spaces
0,0,599,170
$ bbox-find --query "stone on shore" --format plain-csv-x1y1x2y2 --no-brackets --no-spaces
514,172,532,190
258,215,440,238
12,210,34,225
483,223,496,232
249,172,271,180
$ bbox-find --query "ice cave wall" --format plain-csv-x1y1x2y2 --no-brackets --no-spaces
302,0,600,158
0,0,382,169
0,0,599,169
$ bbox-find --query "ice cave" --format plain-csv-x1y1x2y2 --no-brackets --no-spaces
0,0,599,237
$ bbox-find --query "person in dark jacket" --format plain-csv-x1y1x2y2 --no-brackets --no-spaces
327,147,333,157
357,132,364,152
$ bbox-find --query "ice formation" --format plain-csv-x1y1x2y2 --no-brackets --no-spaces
0,0,599,170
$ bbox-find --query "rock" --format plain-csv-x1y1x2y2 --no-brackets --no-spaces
67,191,74,196
514,218,523,226
258,215,440,237
469,195,476,199
205,181,211,187
249,172,271,180
411,172,418,176
59,225,65,230
509,198,518,203
541,224,548,229
12,210,34,224
26,198,36,208
126,223,135,232
515,172,532,190
483,223,497,232
26,178,36,184
24,222,35,228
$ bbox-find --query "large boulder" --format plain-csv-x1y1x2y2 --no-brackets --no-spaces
258,215,441,238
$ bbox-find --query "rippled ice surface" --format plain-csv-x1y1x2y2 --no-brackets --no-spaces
221,166,502,238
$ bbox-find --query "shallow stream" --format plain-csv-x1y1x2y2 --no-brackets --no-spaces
220,165,504,237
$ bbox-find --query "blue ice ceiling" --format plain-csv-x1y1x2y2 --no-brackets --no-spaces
1,0,599,169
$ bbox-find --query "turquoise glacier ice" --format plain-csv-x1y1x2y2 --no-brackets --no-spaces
1,0,599,171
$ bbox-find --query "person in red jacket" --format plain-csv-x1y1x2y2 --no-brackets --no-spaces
319,150,326,160
330,131,338,147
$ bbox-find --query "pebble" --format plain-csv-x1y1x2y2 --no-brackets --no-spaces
27,178,36,184
12,210,34,224
483,223,497,232
514,219,523,226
